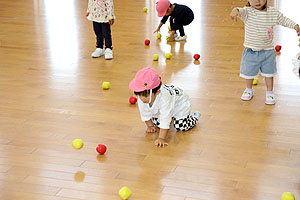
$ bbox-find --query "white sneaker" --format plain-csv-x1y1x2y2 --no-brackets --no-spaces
190,111,201,120
104,48,113,60
265,93,276,105
241,89,254,101
174,35,187,41
91,48,104,58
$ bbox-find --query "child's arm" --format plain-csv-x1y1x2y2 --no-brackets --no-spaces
154,22,164,33
276,10,298,34
230,7,241,22
145,119,157,133
86,0,92,16
107,0,116,25
154,129,169,147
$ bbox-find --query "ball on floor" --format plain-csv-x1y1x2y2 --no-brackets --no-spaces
72,139,84,149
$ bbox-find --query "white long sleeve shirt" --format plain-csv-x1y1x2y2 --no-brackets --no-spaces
238,6,297,50
87,0,115,23
138,84,192,129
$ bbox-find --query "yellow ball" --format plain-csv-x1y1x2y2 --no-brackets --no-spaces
299,38,300,42
119,186,132,200
153,54,159,61
281,192,295,200
168,25,171,31
102,81,110,90
252,77,259,85
143,7,147,12
156,33,161,39
165,53,172,59
72,139,83,149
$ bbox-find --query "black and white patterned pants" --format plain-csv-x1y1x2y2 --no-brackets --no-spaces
152,114,198,131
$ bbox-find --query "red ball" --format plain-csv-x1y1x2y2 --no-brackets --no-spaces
193,54,200,60
129,96,137,104
96,144,107,154
275,45,281,51
144,39,150,45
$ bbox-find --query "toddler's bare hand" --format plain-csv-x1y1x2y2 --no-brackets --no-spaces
154,138,168,147
168,33,175,42
230,8,240,22
294,24,300,36
153,28,160,33
109,19,114,25
146,126,157,133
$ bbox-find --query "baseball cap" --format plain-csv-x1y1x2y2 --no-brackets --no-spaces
129,67,161,92
156,0,170,17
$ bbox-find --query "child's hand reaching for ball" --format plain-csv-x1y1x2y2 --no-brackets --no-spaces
154,138,168,147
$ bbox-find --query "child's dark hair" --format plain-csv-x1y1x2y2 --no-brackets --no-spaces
247,1,267,9
134,82,162,97
169,3,172,8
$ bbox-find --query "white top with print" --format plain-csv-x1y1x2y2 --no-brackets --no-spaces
87,0,115,23
238,6,297,50
138,84,192,129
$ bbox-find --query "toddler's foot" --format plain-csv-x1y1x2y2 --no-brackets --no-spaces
175,35,187,41
241,89,254,101
91,48,104,58
190,111,201,120
105,48,113,60
265,92,276,105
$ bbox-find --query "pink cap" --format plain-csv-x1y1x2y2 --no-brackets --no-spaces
156,0,170,17
129,67,161,92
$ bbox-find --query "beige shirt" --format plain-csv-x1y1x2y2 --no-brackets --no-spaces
238,6,297,50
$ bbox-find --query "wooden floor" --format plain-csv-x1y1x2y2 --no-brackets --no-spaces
1,0,300,199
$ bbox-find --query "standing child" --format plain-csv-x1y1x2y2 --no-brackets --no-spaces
86,0,115,60
154,0,194,42
129,67,200,147
230,0,300,105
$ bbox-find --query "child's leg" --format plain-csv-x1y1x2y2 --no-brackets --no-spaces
93,22,104,48
265,77,273,91
246,79,254,89
178,25,185,36
179,14,194,37
101,23,112,49
240,48,261,100
173,114,198,131
261,50,276,104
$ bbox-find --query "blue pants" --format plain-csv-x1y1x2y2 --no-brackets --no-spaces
240,48,276,79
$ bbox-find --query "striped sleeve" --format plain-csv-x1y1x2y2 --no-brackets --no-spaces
238,7,248,22
276,10,297,29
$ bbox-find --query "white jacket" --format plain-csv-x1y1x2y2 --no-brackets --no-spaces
138,84,192,129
